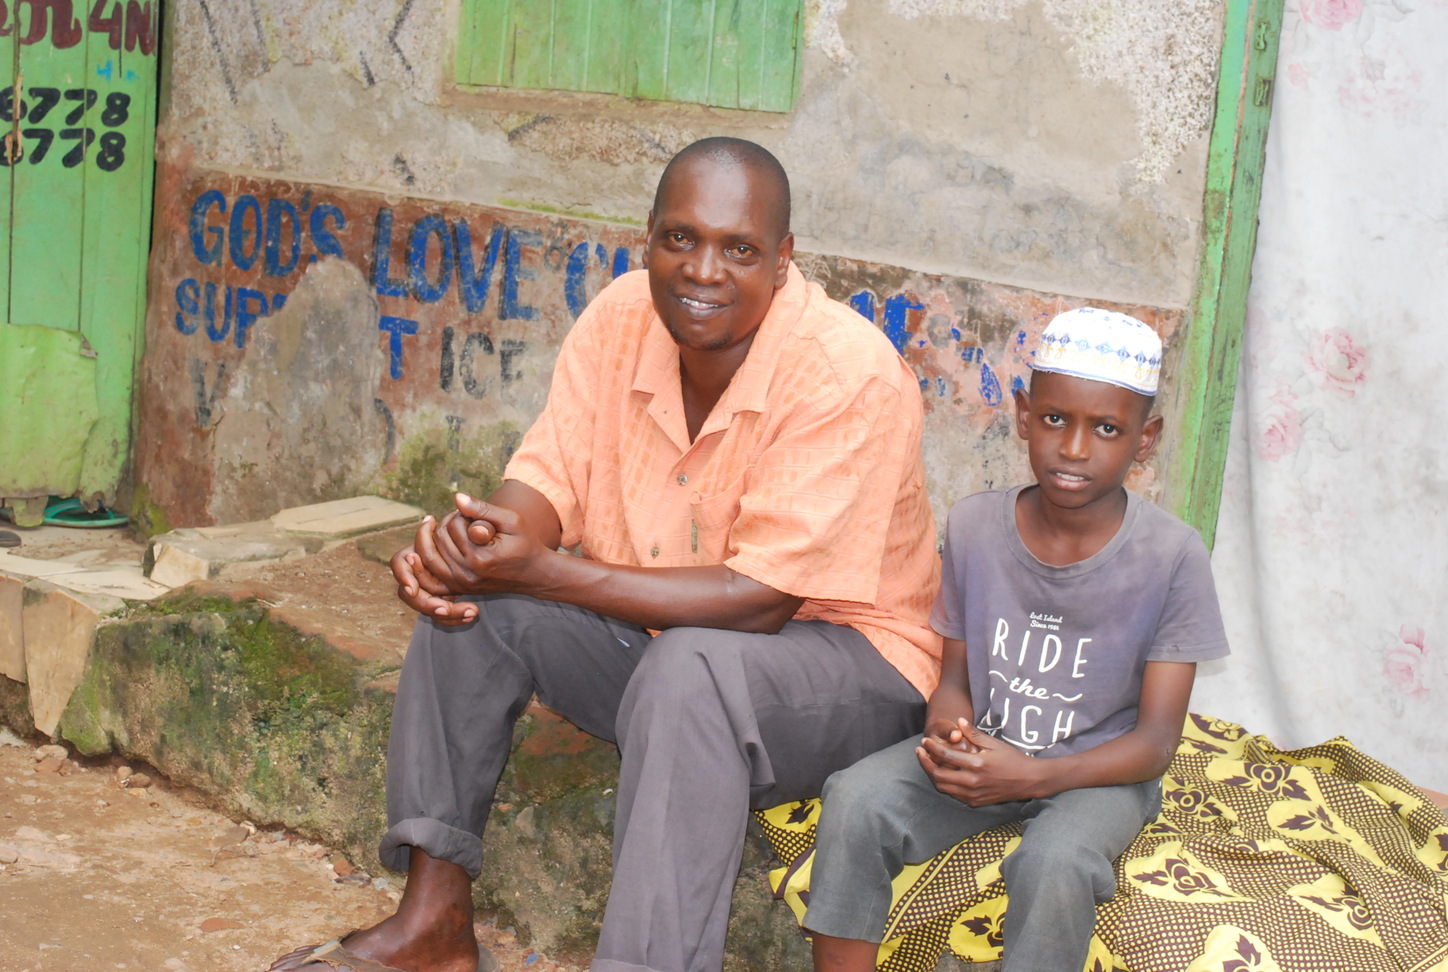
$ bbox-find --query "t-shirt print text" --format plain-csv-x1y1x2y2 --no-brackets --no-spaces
983,614,1088,751
1029,611,1061,631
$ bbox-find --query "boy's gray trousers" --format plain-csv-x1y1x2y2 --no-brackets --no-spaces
803,736,1162,972
378,593,926,972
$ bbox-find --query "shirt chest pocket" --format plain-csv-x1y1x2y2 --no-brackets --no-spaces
688,473,746,564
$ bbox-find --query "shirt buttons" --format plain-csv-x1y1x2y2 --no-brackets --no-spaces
650,545,660,558
676,474,688,486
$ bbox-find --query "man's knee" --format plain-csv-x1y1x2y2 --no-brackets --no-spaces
613,628,749,743
627,627,740,694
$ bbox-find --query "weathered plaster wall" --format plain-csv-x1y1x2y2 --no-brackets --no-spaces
137,0,1220,528
138,165,1183,528
162,0,1220,303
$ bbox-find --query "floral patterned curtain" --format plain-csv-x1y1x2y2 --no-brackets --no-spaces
1194,0,1448,793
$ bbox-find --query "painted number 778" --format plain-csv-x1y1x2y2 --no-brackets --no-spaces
0,87,131,170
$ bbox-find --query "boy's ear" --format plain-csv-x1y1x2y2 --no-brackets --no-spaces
1013,387,1032,441
1134,413,1165,463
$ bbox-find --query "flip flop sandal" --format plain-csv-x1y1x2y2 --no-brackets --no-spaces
269,939,408,972
270,937,494,972
0,530,19,547
41,497,128,529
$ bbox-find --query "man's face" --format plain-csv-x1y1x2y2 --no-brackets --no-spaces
644,157,794,357
1014,370,1162,514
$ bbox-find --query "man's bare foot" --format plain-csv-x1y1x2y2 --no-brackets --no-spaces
270,849,486,972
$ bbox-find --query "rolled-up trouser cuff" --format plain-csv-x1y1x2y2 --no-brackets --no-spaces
378,816,483,879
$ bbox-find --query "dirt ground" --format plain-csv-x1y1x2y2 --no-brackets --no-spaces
1,521,588,972
0,730,588,972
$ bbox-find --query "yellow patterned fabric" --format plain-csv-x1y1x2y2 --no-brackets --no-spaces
756,714,1448,972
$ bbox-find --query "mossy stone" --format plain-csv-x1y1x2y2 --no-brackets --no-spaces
381,421,522,518
58,590,393,868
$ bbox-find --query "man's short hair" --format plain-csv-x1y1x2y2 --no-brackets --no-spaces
654,137,791,240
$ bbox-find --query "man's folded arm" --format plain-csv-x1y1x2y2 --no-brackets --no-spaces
412,481,805,634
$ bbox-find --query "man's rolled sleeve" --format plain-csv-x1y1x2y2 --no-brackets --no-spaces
503,313,602,549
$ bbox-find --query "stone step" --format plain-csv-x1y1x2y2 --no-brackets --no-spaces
15,580,127,737
146,496,424,588
271,496,426,538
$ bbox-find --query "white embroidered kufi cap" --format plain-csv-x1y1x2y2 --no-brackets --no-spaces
1029,307,1162,395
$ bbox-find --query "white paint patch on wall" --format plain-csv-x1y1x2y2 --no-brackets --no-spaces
840,0,1227,182
806,0,857,66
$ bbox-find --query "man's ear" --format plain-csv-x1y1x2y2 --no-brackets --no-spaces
1134,413,1165,462
774,232,795,289
642,210,655,268
1013,387,1032,441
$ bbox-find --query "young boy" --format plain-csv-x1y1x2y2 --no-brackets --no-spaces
804,308,1230,972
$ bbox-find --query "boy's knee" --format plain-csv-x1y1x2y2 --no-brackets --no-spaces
818,759,907,837
820,763,873,814
1004,839,1116,902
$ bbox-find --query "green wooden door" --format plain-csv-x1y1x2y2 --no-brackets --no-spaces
0,0,158,525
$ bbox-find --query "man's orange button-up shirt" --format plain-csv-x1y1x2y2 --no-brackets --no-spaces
505,264,943,697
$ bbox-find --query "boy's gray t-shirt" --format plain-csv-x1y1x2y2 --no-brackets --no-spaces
931,485,1230,758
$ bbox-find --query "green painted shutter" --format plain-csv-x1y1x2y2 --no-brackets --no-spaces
457,0,803,113
0,0,159,522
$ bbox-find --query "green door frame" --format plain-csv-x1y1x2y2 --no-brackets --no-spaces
1167,0,1286,548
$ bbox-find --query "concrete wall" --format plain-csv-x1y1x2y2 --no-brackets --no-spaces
136,0,1225,529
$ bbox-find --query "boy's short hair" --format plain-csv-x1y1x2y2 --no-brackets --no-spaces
1029,307,1162,396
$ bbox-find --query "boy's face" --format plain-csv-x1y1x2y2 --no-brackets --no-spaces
1014,370,1163,513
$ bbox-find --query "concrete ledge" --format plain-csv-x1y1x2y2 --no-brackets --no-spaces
0,539,173,735
23,581,127,737
148,525,322,588
146,496,424,588
271,496,425,538
0,574,22,681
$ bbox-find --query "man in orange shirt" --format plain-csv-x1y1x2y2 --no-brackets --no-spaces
273,138,941,972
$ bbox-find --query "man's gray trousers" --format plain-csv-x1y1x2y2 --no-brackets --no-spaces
379,593,926,972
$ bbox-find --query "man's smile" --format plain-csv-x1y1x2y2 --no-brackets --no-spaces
675,293,727,313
